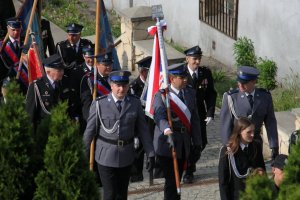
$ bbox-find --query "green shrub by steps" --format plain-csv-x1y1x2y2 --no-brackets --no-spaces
240,174,276,200
0,81,35,199
34,102,99,200
233,37,257,68
256,58,277,91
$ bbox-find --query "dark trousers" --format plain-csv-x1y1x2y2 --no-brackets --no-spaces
186,119,207,174
97,164,131,200
131,146,144,176
158,155,184,200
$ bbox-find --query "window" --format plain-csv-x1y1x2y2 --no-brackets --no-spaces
199,0,238,39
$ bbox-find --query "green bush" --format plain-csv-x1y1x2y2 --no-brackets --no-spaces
256,58,277,90
278,138,300,200
0,81,35,199
233,37,257,67
34,102,99,200
240,174,276,200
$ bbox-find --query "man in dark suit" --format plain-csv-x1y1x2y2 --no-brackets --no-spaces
56,23,92,66
183,45,217,183
25,54,64,131
0,18,26,95
220,66,279,161
129,56,151,182
80,51,112,122
83,70,155,200
152,63,202,200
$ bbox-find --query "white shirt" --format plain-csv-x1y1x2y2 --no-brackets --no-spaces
245,90,255,100
86,64,92,71
71,39,80,52
47,75,56,89
240,142,248,151
111,93,124,103
9,36,19,48
187,65,198,78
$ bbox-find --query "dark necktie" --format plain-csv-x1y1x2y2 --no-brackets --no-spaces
14,41,19,52
72,44,76,52
178,90,184,103
243,146,249,155
192,72,197,88
116,100,122,112
247,94,254,108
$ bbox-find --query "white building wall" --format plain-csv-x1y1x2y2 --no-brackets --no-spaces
105,0,300,78
238,0,300,78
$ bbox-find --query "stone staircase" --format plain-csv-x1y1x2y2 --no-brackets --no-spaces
262,108,300,158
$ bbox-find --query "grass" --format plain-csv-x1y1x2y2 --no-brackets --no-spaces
272,69,300,111
42,0,121,38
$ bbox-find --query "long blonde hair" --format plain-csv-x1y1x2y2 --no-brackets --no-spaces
227,117,254,155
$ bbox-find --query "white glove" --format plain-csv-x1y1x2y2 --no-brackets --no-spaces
134,137,140,149
205,117,213,125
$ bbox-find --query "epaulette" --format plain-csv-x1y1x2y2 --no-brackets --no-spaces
186,84,193,88
257,88,270,94
96,95,108,101
227,88,239,95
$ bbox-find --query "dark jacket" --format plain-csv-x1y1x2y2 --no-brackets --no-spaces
56,38,92,65
218,141,266,200
26,76,60,125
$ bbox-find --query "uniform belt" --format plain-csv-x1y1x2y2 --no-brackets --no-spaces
172,126,186,133
98,135,133,147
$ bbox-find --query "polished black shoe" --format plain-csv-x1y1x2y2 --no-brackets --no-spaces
183,173,194,184
130,174,144,183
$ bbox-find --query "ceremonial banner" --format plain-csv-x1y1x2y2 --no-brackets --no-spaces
96,0,120,70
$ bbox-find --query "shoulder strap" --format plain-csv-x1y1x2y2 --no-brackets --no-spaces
34,82,51,115
227,94,239,120
96,100,119,134
228,151,251,178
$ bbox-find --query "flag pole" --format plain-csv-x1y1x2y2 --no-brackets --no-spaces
89,0,101,171
153,5,181,195
16,0,39,79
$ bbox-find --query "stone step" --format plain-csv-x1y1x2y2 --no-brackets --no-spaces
262,110,298,157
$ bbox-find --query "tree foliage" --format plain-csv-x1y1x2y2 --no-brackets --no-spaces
278,137,300,200
34,102,99,200
233,37,257,67
256,58,277,90
0,81,34,199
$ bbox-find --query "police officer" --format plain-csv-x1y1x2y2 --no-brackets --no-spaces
129,56,151,182
0,18,30,96
220,66,279,161
61,45,95,133
83,70,155,200
77,45,95,75
183,45,217,183
0,18,22,80
152,63,202,200
55,23,92,65
80,51,112,121
25,54,64,131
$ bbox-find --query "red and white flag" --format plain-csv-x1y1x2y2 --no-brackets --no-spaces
144,25,165,118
